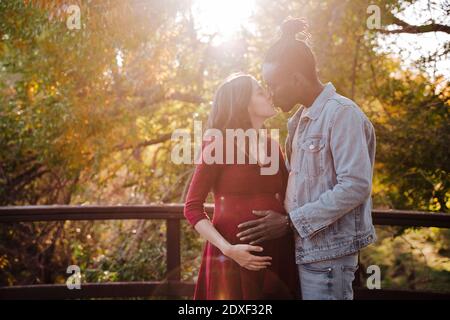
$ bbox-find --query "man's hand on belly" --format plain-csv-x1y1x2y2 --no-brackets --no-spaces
236,210,290,245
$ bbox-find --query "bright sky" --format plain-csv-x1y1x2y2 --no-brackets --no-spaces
379,0,450,80
192,0,256,42
192,0,449,80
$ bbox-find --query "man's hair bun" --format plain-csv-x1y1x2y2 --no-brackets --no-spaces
281,17,308,38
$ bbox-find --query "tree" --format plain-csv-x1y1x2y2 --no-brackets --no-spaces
1,0,448,288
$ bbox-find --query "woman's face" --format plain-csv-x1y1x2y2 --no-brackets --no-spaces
247,79,277,121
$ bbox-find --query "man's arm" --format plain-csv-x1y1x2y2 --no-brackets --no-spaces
290,105,374,239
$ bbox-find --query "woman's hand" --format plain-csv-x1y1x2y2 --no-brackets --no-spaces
222,244,272,271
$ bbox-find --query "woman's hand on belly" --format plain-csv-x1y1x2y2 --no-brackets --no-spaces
236,210,290,245
223,244,272,271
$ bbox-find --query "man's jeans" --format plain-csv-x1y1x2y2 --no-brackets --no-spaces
298,252,359,300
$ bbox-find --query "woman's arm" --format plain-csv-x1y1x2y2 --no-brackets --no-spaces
184,142,272,271
194,219,272,271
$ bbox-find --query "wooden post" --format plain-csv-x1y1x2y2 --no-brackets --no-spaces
166,219,181,282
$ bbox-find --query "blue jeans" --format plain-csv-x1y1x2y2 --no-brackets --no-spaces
298,252,359,300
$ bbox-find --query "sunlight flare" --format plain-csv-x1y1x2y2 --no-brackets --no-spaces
193,0,256,41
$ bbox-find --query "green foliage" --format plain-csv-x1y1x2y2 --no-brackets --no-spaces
361,227,450,292
373,74,449,212
0,0,449,293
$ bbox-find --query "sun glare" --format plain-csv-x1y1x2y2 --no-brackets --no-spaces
193,0,256,41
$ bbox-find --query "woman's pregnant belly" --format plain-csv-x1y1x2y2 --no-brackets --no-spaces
212,193,287,244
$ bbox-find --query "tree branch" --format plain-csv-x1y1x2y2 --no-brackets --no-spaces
167,92,205,104
114,133,172,152
378,16,450,34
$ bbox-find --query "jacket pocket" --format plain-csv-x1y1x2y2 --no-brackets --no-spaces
301,135,325,178
302,264,333,275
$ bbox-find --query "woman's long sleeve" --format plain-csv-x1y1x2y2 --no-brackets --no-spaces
183,146,220,228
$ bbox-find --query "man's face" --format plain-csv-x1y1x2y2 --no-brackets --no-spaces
262,63,301,112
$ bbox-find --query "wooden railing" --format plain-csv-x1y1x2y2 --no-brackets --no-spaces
0,204,450,300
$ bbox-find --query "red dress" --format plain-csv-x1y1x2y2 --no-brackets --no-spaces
184,138,300,300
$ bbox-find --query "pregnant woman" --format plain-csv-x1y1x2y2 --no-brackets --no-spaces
184,73,299,300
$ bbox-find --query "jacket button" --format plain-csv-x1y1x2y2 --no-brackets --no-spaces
327,268,333,278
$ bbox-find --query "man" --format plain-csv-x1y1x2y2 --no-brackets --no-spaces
236,18,377,300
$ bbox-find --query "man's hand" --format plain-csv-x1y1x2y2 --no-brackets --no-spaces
236,210,290,245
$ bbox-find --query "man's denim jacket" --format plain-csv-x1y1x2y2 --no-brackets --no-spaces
285,83,377,264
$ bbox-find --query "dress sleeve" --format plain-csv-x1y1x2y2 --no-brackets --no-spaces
183,142,221,228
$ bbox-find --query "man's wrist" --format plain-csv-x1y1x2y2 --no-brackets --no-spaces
285,214,295,232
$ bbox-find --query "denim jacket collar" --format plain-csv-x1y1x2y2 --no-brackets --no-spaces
303,82,336,120
286,83,336,148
